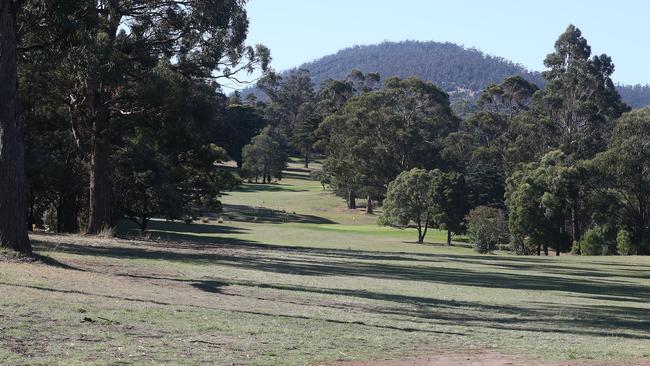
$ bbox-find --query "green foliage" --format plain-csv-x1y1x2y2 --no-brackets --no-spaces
616,229,635,256
241,127,288,184
466,206,508,253
537,25,629,160
321,76,458,207
505,151,576,255
578,227,611,256
379,169,437,243
429,170,469,244
587,108,650,254
220,104,268,166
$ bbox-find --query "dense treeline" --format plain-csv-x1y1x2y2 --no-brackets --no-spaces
242,40,650,109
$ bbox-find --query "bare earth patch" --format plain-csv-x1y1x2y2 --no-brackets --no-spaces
333,352,650,366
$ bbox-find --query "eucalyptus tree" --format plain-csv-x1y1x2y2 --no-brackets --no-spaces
527,25,628,242
537,25,628,160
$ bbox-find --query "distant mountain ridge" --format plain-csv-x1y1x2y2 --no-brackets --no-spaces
243,40,650,109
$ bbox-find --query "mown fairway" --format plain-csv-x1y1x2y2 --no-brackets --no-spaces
1,162,649,365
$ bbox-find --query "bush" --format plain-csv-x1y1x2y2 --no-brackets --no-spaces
616,229,635,255
579,227,610,256
466,206,508,253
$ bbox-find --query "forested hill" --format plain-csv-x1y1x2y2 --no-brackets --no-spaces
243,41,650,108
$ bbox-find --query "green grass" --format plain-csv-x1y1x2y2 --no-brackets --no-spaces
1,163,649,365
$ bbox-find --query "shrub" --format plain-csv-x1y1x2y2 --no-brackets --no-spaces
579,227,610,256
466,206,508,254
616,229,635,256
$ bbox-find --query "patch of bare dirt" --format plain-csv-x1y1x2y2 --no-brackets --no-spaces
331,352,650,366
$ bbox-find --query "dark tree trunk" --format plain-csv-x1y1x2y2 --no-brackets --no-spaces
304,151,310,169
365,195,373,215
0,0,31,254
86,93,112,234
537,243,541,256
139,218,148,235
543,243,549,256
57,193,79,233
422,221,429,243
347,189,356,209
447,229,452,246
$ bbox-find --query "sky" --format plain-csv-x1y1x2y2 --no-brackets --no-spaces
243,0,649,85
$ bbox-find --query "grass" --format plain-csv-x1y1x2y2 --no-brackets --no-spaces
1,161,649,365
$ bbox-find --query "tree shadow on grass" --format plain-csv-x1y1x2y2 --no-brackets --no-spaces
0,279,461,337
25,237,650,341
231,183,307,193
37,240,650,303
222,204,336,224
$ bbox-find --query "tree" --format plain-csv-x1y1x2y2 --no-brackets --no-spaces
0,0,30,254
111,62,234,232
522,25,629,244
114,139,182,234
258,68,315,146
477,76,538,118
380,169,436,244
241,127,288,184
292,101,320,168
429,170,468,245
538,25,628,159
505,151,575,255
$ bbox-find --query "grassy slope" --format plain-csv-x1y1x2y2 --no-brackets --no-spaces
1,162,649,365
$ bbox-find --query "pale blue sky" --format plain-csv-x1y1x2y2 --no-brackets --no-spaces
244,0,648,85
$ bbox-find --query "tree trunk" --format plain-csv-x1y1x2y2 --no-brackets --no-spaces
543,243,549,256
304,150,310,169
0,0,31,254
86,91,112,234
421,221,429,243
57,193,78,233
570,192,581,242
536,243,541,256
139,217,148,235
417,221,424,244
365,195,373,215
447,229,452,246
347,189,356,209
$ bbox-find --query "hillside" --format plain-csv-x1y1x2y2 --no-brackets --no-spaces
243,40,650,108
